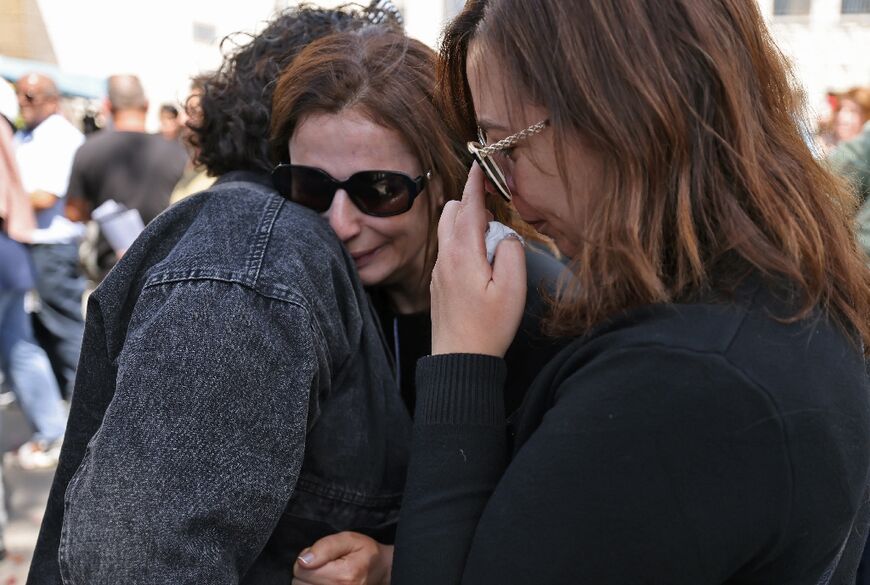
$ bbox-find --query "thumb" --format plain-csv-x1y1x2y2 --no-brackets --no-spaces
296,533,359,570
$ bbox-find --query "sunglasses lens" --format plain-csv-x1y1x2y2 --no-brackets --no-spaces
284,166,337,212
348,172,413,216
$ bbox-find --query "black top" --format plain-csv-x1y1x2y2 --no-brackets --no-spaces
67,130,188,224
392,277,870,585
371,243,568,417
67,130,187,271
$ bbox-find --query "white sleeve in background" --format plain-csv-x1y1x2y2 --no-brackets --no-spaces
13,114,84,198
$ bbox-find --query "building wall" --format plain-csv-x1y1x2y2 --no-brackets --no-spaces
0,0,56,63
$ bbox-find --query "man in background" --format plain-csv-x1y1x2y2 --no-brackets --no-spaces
66,74,187,281
12,73,84,427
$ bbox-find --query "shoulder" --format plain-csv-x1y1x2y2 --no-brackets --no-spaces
42,115,83,147
93,179,331,349
114,175,351,303
144,133,187,157
545,278,867,423
73,129,118,160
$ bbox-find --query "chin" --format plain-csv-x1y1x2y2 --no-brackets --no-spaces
357,264,390,288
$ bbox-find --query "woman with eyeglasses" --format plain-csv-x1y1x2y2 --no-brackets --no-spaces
385,1,870,584
267,27,566,585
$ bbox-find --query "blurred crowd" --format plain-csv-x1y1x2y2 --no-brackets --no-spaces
822,87,870,261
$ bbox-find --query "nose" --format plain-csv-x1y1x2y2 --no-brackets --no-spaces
324,189,362,242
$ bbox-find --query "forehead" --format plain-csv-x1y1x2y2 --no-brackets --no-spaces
466,43,512,133
289,108,421,178
466,42,545,136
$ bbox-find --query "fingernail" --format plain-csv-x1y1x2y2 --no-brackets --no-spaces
298,550,315,565
505,233,526,246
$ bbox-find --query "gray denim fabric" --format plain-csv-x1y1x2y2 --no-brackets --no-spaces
27,172,410,584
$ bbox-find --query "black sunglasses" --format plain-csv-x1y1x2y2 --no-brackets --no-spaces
272,164,431,217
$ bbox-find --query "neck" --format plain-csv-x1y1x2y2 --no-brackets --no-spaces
384,240,437,315
112,110,147,132
384,279,431,315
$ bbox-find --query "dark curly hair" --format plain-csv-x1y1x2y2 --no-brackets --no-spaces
187,1,403,177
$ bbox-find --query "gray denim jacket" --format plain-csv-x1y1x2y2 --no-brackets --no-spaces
27,172,411,584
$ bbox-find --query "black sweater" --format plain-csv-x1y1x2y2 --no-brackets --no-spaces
392,278,870,584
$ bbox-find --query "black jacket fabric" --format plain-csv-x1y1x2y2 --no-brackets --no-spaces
393,277,870,585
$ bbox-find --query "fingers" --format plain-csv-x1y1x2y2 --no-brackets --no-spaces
437,199,461,246
461,162,487,206
296,532,359,570
437,163,493,271
455,164,490,256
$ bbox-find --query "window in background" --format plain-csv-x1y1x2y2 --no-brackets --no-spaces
842,0,870,13
773,0,812,15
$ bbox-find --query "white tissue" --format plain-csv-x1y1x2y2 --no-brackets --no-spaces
484,221,524,264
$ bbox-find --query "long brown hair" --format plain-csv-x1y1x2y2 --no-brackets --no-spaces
441,0,870,350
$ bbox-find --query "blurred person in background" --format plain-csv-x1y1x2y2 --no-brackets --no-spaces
1,79,68,476
835,87,870,145
26,3,411,584
158,102,185,142
66,74,188,282
828,91,870,265
11,73,79,460
168,74,216,204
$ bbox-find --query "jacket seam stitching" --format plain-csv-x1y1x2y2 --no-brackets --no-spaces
142,275,311,309
248,195,283,285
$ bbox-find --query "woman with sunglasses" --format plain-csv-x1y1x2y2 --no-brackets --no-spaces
388,1,870,584
27,5,428,583
268,26,566,585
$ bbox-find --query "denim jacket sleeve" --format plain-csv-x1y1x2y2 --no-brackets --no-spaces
57,278,320,584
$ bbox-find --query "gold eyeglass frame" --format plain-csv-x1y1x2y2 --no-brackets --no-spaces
466,119,549,202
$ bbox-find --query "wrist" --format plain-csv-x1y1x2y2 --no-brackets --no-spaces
377,543,394,585
431,335,510,358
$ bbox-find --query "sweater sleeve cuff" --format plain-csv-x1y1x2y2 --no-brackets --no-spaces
414,353,506,426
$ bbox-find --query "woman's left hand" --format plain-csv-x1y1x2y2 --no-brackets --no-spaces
292,531,393,585
430,163,527,357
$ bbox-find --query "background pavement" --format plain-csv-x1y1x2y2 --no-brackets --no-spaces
0,399,56,583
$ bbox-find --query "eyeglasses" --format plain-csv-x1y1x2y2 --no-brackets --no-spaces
467,119,549,202
272,164,431,217
16,91,51,105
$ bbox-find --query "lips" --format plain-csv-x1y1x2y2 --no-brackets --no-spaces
350,245,383,268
